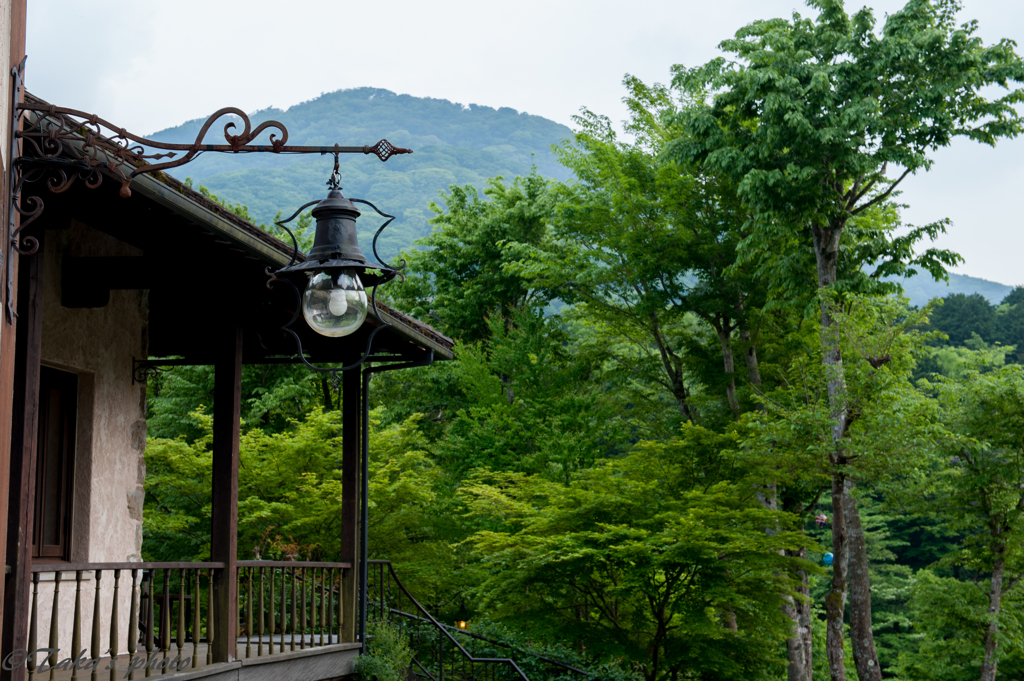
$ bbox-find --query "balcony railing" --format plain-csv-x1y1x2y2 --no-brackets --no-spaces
235,561,348,656
23,560,352,680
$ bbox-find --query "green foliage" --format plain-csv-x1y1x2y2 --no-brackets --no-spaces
460,436,811,681
145,408,448,572
355,621,414,681
438,309,620,481
389,172,555,342
926,292,997,345
147,363,325,441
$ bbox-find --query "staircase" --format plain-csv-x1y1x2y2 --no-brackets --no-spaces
367,560,594,681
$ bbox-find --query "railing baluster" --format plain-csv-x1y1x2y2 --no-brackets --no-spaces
206,570,214,667
47,570,61,681
28,573,39,679
281,567,288,652
160,569,170,674
334,568,342,644
290,568,297,652
72,571,84,681
258,567,265,657
327,565,335,647
246,566,253,658
300,567,307,650
309,568,316,649
191,570,200,668
175,568,184,665
144,571,154,677
319,567,326,647
110,569,121,681
268,568,275,655
128,569,139,680
91,570,102,681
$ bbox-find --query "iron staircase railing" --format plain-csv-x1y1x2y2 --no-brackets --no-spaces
367,560,593,681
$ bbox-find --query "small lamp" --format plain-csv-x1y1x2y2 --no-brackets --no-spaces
276,186,388,338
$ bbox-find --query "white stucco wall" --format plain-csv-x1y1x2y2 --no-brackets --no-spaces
31,218,149,659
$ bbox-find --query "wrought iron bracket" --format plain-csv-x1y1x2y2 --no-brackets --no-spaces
4,57,413,325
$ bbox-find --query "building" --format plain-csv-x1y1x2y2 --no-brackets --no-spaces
0,16,456,678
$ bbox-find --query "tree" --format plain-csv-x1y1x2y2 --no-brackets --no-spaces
995,287,1024,364
460,429,811,681
923,364,1024,681
438,308,622,483
670,2,1024,677
928,293,996,346
510,77,771,428
388,173,554,343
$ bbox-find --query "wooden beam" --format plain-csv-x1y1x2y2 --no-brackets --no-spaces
340,367,360,644
210,325,241,663
0,229,42,681
0,1,29,664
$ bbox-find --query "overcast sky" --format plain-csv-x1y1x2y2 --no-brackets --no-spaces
25,0,1024,286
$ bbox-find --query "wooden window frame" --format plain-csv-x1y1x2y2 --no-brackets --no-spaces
32,365,78,561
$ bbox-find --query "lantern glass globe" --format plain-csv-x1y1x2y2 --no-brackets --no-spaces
302,269,368,337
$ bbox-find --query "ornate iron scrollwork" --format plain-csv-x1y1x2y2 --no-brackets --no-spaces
3,60,413,325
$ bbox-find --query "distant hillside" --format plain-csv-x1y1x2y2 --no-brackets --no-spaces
149,88,573,259
893,271,1015,307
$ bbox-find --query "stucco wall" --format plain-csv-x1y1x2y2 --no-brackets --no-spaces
32,218,149,657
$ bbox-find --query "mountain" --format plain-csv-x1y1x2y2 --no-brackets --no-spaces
148,88,573,260
892,271,1015,307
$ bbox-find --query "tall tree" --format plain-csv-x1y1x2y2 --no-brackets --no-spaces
511,77,770,428
929,364,1024,681
388,172,554,343
670,1,1024,677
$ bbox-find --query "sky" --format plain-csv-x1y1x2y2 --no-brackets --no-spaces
25,0,1024,287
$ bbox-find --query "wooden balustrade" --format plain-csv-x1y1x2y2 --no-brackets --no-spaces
21,560,352,679
26,563,223,679
234,562,351,658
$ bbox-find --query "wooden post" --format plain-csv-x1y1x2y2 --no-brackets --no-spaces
340,367,360,644
210,326,241,663
0,0,29,665
1,227,43,681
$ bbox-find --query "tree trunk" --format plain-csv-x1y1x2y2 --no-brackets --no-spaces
844,481,882,681
980,551,1005,681
797,549,814,681
783,546,813,681
826,474,850,681
320,376,334,412
650,311,694,422
717,328,741,418
725,609,738,631
745,322,812,678
813,224,852,681
740,326,763,395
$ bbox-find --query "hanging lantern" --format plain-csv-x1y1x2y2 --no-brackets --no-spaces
822,552,834,567
815,513,828,528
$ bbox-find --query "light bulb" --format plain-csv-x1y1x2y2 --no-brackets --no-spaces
302,269,368,337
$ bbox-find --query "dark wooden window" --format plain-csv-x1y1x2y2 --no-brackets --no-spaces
32,366,78,560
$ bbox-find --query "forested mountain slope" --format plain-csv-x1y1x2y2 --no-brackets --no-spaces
148,87,573,259
897,270,1014,307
